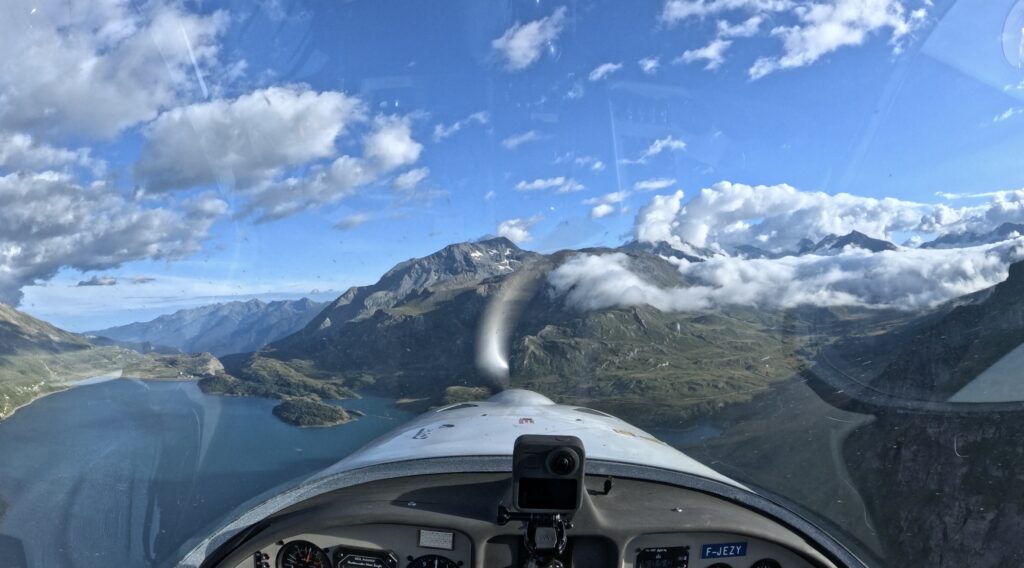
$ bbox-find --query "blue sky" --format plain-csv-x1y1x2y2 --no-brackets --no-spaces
3,0,1023,329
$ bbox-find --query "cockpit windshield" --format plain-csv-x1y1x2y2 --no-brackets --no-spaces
1,1,1023,566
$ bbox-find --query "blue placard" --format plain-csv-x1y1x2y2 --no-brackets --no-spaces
700,542,748,559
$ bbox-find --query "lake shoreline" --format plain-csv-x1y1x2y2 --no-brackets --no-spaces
0,371,190,422
0,380,418,568
1,386,68,422
3,374,382,429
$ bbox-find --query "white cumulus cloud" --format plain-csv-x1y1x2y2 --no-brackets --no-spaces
639,57,662,74
658,0,926,79
583,191,631,205
660,0,793,24
502,130,543,149
677,38,733,70
589,62,623,81
335,213,369,230
549,253,712,311
136,85,364,192
516,176,584,193
433,111,490,141
622,136,687,165
748,0,926,80
634,182,927,251
717,15,764,37
555,153,605,172
634,190,686,246
0,0,228,139
0,171,224,305
993,108,1023,123
0,132,100,173
590,204,616,219
633,181,1024,254
492,7,568,71
549,241,1024,313
498,216,543,243
585,192,630,220
241,115,423,221
392,167,430,191
634,178,678,191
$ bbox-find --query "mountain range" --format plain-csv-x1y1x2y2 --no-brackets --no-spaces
89,298,328,357
919,222,1024,249
798,230,899,255
204,237,888,426
202,231,1024,426
740,231,899,259
6,230,1024,427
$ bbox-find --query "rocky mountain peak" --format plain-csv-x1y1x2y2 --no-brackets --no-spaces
993,222,1024,239
994,259,1024,298
801,231,897,255
920,222,1024,250
294,239,540,339
379,237,533,289
618,240,715,263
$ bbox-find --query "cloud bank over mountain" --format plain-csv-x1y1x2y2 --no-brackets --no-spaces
550,241,1024,313
633,181,1024,253
560,182,1024,313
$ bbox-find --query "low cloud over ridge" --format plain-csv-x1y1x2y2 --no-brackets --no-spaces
633,181,1024,253
550,242,1024,313
547,181,1024,314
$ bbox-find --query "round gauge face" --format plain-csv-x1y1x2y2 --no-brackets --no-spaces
749,559,782,568
277,540,330,568
406,554,459,568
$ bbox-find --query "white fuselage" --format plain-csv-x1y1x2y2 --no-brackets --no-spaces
316,389,743,488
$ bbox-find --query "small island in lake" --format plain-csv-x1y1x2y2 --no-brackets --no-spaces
271,397,354,427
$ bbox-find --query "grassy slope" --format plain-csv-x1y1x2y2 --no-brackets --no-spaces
220,284,842,429
0,349,134,419
510,306,805,427
0,348,241,419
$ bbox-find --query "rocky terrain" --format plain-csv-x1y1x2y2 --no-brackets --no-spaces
844,410,1024,566
864,260,1024,401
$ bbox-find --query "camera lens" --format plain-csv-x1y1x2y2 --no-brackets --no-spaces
547,449,577,476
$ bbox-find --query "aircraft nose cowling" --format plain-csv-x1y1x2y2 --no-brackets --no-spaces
310,389,744,490
487,389,556,406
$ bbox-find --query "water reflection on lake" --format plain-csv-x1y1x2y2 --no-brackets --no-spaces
0,379,415,568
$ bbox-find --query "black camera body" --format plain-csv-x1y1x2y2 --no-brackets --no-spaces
512,435,586,514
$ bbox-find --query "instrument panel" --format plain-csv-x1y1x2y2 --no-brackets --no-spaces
213,471,842,568
627,532,812,568
239,526,809,568
242,524,470,568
